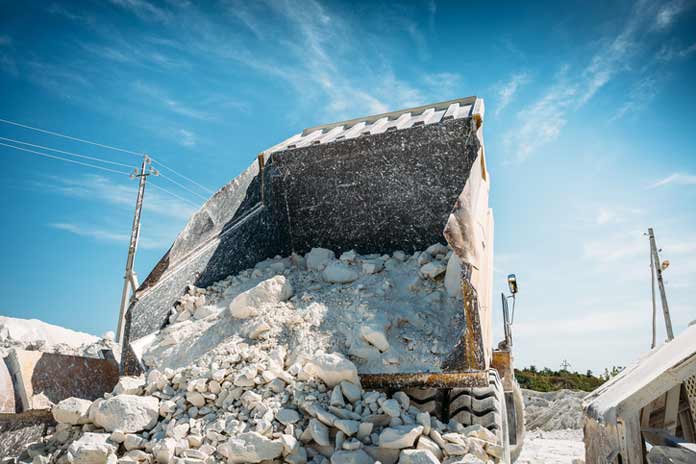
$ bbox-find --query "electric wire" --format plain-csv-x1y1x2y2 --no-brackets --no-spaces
149,157,214,194
0,136,135,169
0,117,143,157
0,140,203,209
0,116,214,195
158,173,209,201
0,141,131,176
149,181,201,209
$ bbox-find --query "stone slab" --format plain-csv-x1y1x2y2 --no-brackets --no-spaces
5,349,119,412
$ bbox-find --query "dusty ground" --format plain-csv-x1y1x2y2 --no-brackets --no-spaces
517,429,585,464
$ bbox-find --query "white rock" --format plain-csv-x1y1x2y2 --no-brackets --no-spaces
399,449,440,464
224,431,284,463
276,408,301,425
93,395,159,433
304,352,359,387
67,432,116,464
420,262,446,279
322,262,359,284
334,419,360,436
416,436,442,460
306,248,335,271
378,425,423,449
361,260,384,275
193,305,216,320
425,243,448,256
339,250,358,263
228,275,293,319
340,381,361,404
309,418,330,446
112,376,146,396
52,397,92,425
330,449,372,464
359,324,389,352
444,254,463,299
153,437,177,464
381,399,401,418
186,391,206,408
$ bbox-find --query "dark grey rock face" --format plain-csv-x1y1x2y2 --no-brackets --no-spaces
123,117,479,374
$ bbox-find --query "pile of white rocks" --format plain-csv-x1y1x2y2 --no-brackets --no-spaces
0,315,119,360
522,389,586,431
13,338,503,464
146,244,465,375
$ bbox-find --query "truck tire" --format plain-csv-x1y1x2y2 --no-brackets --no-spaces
507,379,525,462
403,388,446,421
448,369,511,462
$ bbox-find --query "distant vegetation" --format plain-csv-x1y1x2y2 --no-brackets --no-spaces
514,366,624,392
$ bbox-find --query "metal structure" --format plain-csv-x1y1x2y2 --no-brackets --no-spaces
122,97,525,462
647,228,674,341
115,155,157,345
583,229,696,463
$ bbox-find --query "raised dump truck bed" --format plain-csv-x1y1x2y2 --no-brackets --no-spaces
123,96,523,462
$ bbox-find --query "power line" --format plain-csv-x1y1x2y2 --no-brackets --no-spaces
158,172,209,201
0,116,214,194
0,117,143,157
0,136,135,169
0,141,131,176
149,181,201,209
150,157,214,195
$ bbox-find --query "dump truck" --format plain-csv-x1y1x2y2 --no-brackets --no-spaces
122,96,526,462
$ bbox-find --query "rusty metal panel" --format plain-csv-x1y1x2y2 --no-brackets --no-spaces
360,370,488,389
5,349,119,412
492,350,515,392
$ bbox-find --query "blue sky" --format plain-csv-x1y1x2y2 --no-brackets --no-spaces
1,0,695,374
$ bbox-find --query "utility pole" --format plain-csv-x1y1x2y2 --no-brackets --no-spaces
647,228,674,341
561,359,571,371
649,245,657,349
116,155,157,345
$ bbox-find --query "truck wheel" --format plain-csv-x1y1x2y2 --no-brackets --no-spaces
507,379,525,462
403,388,446,421
448,369,511,462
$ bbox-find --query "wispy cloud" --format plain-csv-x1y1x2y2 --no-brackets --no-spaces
494,72,530,117
654,0,689,29
611,74,662,121
595,206,643,225
648,172,696,189
178,129,197,148
656,41,696,61
423,72,461,98
43,174,197,221
50,223,128,243
108,0,172,23
504,0,688,162
133,81,215,121
583,230,646,262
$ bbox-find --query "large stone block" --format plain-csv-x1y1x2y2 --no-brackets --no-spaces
3,349,119,412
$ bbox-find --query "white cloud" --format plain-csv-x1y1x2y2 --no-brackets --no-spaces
178,129,197,148
50,222,128,243
657,41,696,61
583,230,646,262
494,72,530,117
108,0,172,23
655,0,688,29
424,72,461,98
504,1,687,162
44,174,196,221
595,206,643,225
648,172,696,189
133,81,215,121
50,222,174,249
